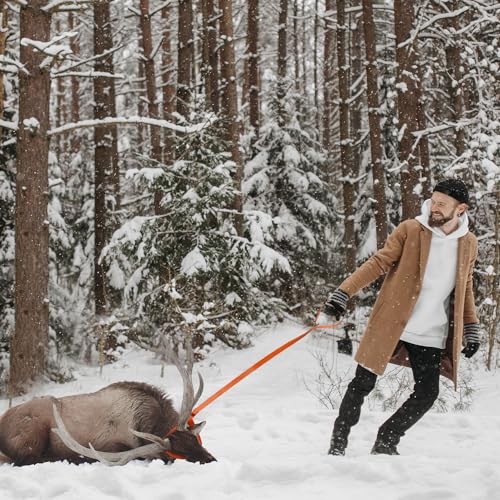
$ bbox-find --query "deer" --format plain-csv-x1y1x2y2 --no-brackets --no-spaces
0,347,216,466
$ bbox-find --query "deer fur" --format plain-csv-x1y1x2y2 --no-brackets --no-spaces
0,380,215,466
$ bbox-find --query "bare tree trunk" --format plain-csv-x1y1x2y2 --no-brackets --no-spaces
415,61,431,198
302,0,307,96
313,0,319,131
161,4,176,164
10,0,51,396
394,0,421,219
444,0,465,156
246,0,259,137
276,0,288,126
54,19,65,163
177,0,193,118
0,0,7,121
219,0,243,235
361,0,388,248
322,0,334,151
139,0,162,213
293,0,300,94
94,1,118,316
68,12,81,154
201,0,219,112
336,0,356,274
349,5,363,179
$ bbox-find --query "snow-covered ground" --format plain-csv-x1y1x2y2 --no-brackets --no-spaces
1,320,499,500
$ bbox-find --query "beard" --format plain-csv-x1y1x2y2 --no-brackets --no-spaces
428,212,454,227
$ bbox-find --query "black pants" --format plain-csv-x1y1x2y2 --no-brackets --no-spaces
330,341,442,450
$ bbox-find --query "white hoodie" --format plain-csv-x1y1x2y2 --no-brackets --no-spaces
400,199,469,349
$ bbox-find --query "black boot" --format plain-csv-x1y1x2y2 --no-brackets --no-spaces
370,440,399,456
328,431,347,456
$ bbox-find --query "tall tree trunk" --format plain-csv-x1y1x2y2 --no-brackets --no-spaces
276,0,288,126
219,0,243,235
301,0,307,97
349,5,363,179
394,0,421,219
139,0,162,213
336,0,356,274
68,12,81,154
293,0,300,94
54,19,65,163
201,0,219,113
246,0,259,137
416,61,431,198
0,0,7,120
10,0,51,396
313,0,319,131
361,0,388,248
94,1,118,316
322,0,335,150
444,0,465,156
162,4,176,163
177,0,193,118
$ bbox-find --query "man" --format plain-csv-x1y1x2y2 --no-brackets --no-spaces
323,178,481,456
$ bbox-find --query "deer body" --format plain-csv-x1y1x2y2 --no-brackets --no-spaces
0,380,215,466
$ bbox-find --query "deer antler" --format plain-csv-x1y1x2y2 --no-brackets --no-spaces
51,404,172,466
170,344,205,429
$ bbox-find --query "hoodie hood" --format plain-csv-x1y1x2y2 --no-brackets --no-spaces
415,199,469,239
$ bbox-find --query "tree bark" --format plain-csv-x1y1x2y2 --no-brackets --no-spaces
94,1,119,316
139,0,162,213
177,0,193,118
246,0,259,137
322,0,335,151
313,0,319,132
349,5,363,179
443,0,465,156
202,0,219,113
0,0,7,120
219,0,243,235
336,0,356,275
161,4,176,164
361,0,388,248
276,0,288,126
11,0,51,396
394,0,421,219
293,0,300,94
68,12,81,154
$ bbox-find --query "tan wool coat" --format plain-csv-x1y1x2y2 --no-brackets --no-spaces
339,219,478,388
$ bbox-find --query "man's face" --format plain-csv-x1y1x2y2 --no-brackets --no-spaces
429,191,466,227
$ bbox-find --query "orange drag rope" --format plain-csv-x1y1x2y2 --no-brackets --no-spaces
192,313,341,417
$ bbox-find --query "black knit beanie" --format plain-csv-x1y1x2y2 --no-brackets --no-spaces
433,178,469,204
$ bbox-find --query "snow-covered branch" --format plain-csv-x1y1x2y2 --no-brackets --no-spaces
21,33,76,68
53,45,124,75
0,119,17,131
413,119,478,139
42,0,96,13
51,71,125,79
48,115,218,136
398,7,470,49
0,55,29,74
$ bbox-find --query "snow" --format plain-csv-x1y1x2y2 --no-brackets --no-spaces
1,321,500,500
181,247,209,276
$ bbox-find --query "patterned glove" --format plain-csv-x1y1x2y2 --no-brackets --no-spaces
461,323,480,358
323,289,349,320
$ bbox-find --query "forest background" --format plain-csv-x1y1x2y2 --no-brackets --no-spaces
0,0,498,397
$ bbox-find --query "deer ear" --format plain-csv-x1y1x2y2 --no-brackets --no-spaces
190,421,206,435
